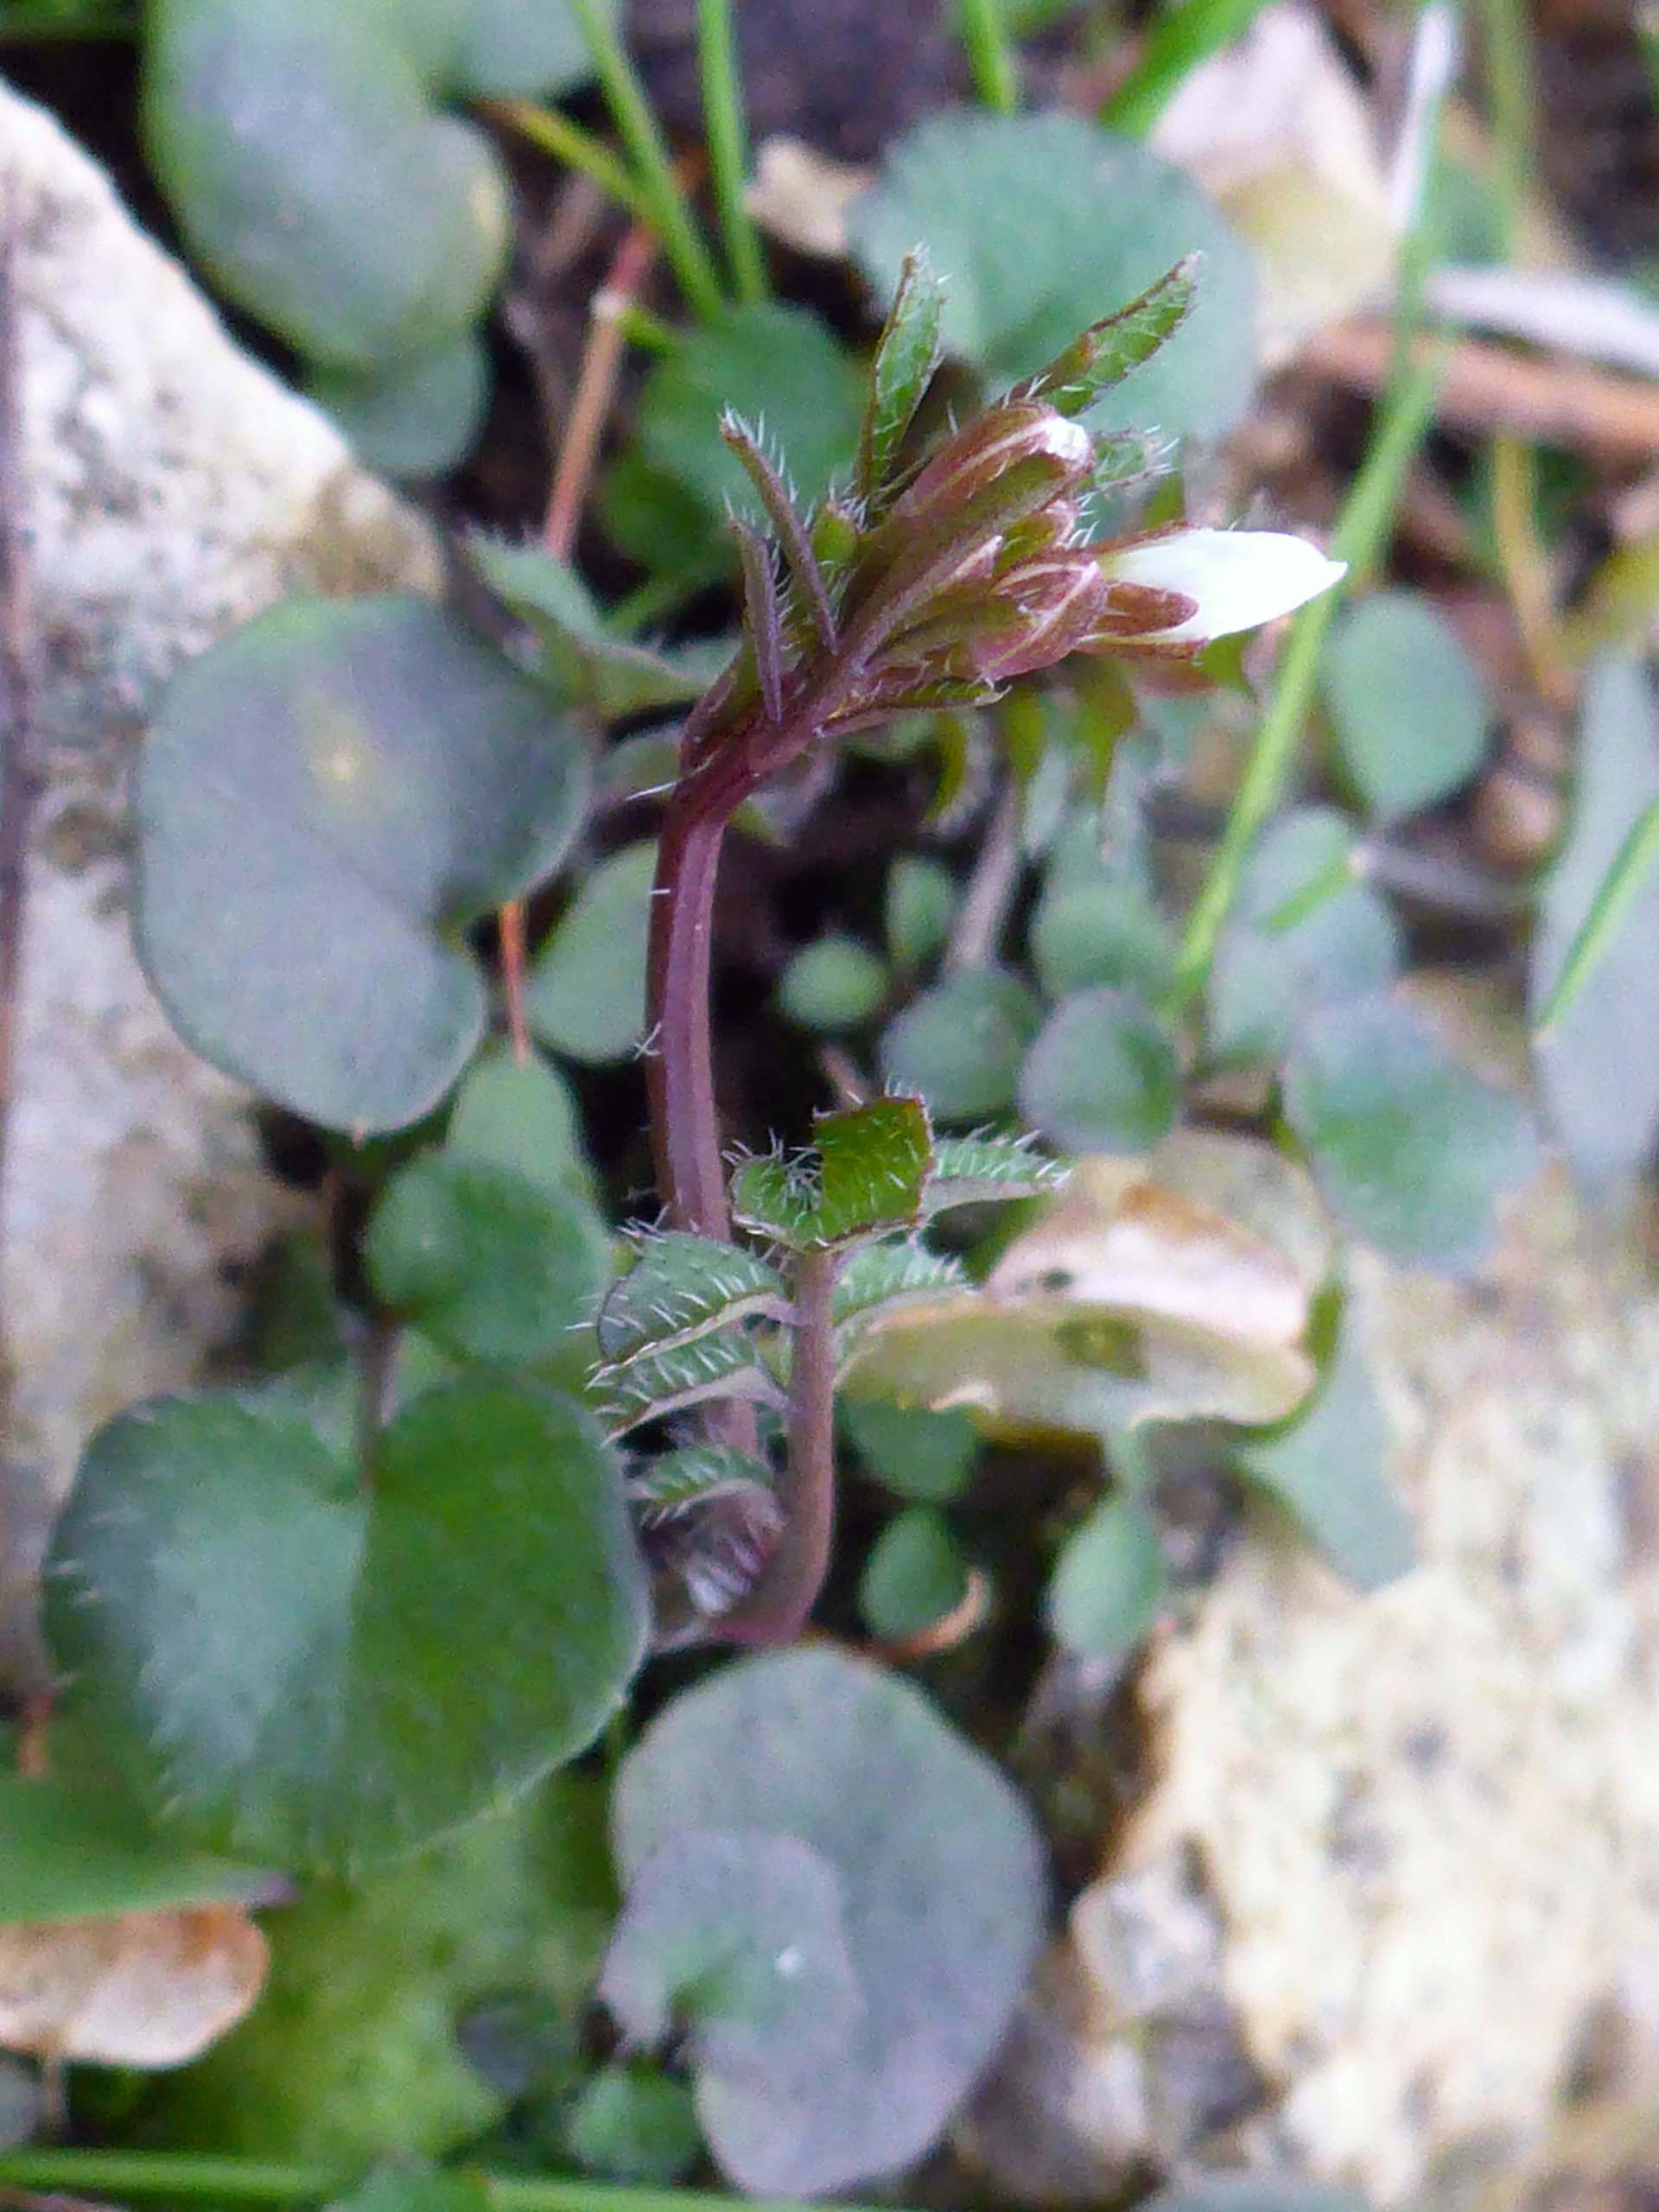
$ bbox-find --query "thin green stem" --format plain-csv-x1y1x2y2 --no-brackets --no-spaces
957,0,1022,112
1474,0,1537,250
568,0,726,320
1166,353,1445,1010
486,99,652,224
0,2151,909,2212
696,0,767,302
1101,0,1272,135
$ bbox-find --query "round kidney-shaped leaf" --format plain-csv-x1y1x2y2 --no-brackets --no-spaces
880,967,1041,1122
611,1647,1045,2196
137,596,589,1133
47,1386,647,1872
1019,987,1182,1155
848,111,1257,443
1321,591,1491,823
1283,992,1541,1274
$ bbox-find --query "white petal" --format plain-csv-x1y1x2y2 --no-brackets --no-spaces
1101,528,1346,642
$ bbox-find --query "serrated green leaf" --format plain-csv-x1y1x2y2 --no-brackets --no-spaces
468,537,711,718
1019,987,1183,1155
1529,652,1659,1185
880,967,1042,1123
832,1237,969,1339
597,1235,789,1368
136,596,589,1133
1236,1307,1414,1591
858,1508,969,1642
0,1777,268,1928
1284,992,1541,1275
365,1156,607,1367
46,1385,648,1871
924,1132,1071,1212
598,1332,786,1435
848,112,1255,444
1045,1491,1166,1660
730,1097,935,1250
1008,254,1198,418
858,246,946,501
625,1443,776,1520
611,1647,1045,2196
526,842,657,1066
1322,591,1491,823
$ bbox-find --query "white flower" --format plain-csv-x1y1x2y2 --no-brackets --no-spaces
1099,527,1346,644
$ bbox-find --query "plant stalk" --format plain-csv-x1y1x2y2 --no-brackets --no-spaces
957,0,1021,112
695,0,767,302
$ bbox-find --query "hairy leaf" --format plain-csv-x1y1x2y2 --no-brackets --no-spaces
598,1332,786,1435
598,1236,790,1368
925,1132,1071,1212
730,1096,935,1250
858,245,947,502
1009,255,1198,418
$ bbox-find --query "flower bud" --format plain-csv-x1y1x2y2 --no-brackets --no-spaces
1093,528,1347,648
891,400,1095,526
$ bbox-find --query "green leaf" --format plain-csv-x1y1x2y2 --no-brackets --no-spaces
137,596,589,1132
1207,807,1402,1070
1529,653,1659,1185
885,855,957,973
1008,254,1198,418
1322,591,1491,823
777,936,890,1032
832,1237,969,1357
445,1042,590,1198
858,245,946,502
0,1777,267,1927
526,842,657,1066
467,537,712,718
46,1385,648,1871
365,1157,607,1367
925,1131,1071,1211
1019,987,1183,1155
1029,871,1176,1001
859,1508,969,1641
1045,1491,1166,1660
610,1647,1045,2196
143,0,509,369
565,2063,702,2184
1236,1306,1414,1591
1284,992,1541,1275
1535,794,1659,1034
596,1235,789,1367
597,1331,786,1436
308,332,487,477
880,967,1042,1122
433,0,608,98
729,1096,936,1250
146,1777,613,2158
608,305,865,585
626,1443,777,1521
848,112,1256,445
842,1398,980,1503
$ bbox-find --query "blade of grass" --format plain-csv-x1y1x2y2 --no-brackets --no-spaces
1534,794,1659,1034
696,0,767,302
0,2151,916,2212
486,99,652,225
1473,0,1538,250
1166,351,1445,1010
1101,0,1273,135
568,0,726,320
957,0,1022,112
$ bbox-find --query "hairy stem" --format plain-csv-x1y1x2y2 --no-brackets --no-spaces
646,798,731,1237
724,1244,840,1644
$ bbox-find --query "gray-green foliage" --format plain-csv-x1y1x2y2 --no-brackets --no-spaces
607,1646,1045,2196
143,0,607,472
1321,590,1491,823
47,1387,647,1870
136,596,589,1133
848,111,1256,443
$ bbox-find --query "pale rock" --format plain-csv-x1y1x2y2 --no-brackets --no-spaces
963,1169,1659,2203
0,82,442,1670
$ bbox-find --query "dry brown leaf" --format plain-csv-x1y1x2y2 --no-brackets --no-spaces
0,1903,267,2066
845,1139,1324,1438
744,135,873,259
